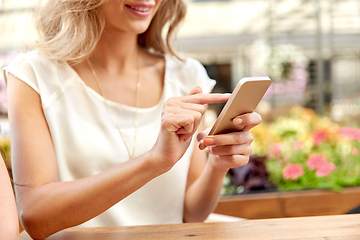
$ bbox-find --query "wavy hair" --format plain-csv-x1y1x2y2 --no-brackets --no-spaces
34,0,186,64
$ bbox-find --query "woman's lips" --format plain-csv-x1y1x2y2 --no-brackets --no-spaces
125,4,153,17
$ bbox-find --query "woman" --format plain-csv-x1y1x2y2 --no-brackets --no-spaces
5,0,261,239
0,155,19,240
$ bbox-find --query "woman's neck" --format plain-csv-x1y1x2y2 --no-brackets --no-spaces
89,31,140,74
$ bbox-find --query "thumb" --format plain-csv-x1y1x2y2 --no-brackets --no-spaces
197,127,211,150
188,86,203,96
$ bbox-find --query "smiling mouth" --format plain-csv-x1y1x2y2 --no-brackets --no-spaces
126,5,151,12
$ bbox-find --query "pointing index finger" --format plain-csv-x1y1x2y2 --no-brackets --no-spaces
183,93,231,105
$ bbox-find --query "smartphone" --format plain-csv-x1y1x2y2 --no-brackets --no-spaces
208,77,272,135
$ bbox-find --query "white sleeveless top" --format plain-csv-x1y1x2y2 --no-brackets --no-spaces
4,51,215,227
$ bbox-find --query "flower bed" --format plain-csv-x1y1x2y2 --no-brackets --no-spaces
218,106,360,219
222,106,360,195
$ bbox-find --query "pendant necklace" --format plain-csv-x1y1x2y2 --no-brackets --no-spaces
86,50,141,160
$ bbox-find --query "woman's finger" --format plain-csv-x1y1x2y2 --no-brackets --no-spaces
207,143,252,156
161,113,195,134
203,131,253,147
211,155,250,169
178,102,206,115
197,128,211,150
162,106,203,136
232,112,262,132
164,98,206,116
188,86,203,95
182,93,230,105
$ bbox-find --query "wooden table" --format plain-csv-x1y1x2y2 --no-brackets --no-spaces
20,214,360,240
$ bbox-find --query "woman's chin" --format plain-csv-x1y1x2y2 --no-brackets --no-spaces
133,24,152,35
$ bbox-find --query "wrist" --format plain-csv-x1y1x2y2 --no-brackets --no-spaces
146,147,173,176
206,154,229,177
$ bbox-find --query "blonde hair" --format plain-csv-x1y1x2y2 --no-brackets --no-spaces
34,0,186,64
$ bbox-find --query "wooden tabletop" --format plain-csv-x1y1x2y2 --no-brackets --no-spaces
20,214,360,240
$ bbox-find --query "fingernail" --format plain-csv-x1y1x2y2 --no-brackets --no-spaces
204,137,214,146
234,117,243,126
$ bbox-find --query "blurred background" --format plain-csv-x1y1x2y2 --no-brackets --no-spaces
1,0,360,122
176,0,360,121
1,0,360,220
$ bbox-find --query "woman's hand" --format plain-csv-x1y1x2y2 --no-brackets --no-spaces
150,87,230,173
198,112,262,171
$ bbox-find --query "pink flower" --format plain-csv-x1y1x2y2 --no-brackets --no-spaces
316,162,336,177
272,143,283,158
339,127,360,141
351,148,359,155
293,140,303,150
306,153,327,171
313,130,327,146
283,164,305,180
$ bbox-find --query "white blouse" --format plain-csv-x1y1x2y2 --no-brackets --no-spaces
4,51,216,227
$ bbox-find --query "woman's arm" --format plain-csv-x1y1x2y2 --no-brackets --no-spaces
0,158,19,240
184,111,261,222
8,74,167,239
8,75,230,239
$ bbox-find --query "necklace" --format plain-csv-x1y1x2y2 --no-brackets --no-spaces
86,51,141,160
